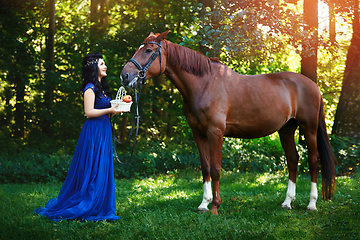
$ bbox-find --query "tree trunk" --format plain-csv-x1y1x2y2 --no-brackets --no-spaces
299,0,318,145
119,115,128,142
152,75,166,118
1,87,12,128
301,0,318,83
332,0,360,141
14,74,25,138
329,0,336,43
90,0,98,46
43,0,55,136
166,85,174,138
100,0,109,27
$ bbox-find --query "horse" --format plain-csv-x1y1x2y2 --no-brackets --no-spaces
120,30,336,215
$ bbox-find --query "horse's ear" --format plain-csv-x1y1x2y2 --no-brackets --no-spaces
156,29,170,42
147,32,155,37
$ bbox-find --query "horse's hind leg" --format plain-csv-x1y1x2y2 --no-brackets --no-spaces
278,119,299,210
301,124,319,211
193,132,213,212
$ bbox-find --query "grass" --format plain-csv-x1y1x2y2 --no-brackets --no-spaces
0,170,359,240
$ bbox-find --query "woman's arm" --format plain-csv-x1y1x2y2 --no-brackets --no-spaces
84,88,120,118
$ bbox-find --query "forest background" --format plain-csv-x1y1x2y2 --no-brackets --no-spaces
0,0,359,183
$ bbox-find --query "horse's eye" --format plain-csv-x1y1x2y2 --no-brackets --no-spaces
145,48,152,53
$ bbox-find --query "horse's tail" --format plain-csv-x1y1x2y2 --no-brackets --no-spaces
317,97,336,199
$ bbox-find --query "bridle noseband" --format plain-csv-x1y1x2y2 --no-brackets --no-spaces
127,41,163,88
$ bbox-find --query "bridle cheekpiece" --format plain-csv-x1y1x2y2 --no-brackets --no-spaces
127,41,163,88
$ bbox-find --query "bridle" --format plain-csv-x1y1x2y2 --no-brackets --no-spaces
126,41,163,88
113,41,163,164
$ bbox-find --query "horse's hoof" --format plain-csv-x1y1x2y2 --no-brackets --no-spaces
210,210,219,215
307,207,317,211
210,206,219,215
197,208,208,213
281,205,292,210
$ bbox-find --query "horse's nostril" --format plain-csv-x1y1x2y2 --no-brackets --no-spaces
121,73,129,80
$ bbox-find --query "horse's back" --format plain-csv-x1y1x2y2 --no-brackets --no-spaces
230,71,321,108
238,71,318,91
221,71,321,138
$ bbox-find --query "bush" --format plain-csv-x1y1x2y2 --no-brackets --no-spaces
113,134,291,179
113,134,200,179
1,133,358,183
0,148,72,183
221,136,288,173
330,135,360,175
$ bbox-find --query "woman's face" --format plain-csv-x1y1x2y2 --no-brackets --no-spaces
97,58,107,81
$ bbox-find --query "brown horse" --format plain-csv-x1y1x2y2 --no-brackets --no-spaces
121,30,336,215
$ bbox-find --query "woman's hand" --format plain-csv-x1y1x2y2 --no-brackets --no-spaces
109,104,123,116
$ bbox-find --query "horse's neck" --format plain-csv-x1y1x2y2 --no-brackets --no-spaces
163,41,215,100
164,65,203,101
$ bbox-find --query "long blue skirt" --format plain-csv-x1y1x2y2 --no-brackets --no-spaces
34,116,120,222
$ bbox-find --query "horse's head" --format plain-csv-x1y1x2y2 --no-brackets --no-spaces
121,30,169,89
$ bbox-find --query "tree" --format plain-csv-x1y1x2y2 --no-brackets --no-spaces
329,0,336,43
332,0,360,141
0,0,352,153
192,0,305,75
299,0,318,145
108,0,199,140
301,0,318,83
42,0,56,136
90,0,108,50
0,0,39,139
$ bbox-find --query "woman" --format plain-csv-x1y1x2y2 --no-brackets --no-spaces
34,53,121,221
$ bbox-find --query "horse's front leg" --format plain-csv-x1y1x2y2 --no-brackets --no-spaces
207,127,224,215
278,122,299,210
192,132,213,212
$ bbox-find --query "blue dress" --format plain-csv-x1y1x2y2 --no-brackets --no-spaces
34,83,120,222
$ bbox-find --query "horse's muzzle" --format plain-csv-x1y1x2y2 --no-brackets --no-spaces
127,76,139,89
121,72,138,89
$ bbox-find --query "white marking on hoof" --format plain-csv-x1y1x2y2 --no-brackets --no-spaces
197,181,212,212
197,208,208,213
307,182,318,211
281,204,292,210
281,180,296,210
307,206,317,211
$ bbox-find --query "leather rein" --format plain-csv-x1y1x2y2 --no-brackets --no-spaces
112,41,163,164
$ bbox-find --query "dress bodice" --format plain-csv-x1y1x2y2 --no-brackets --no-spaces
83,83,111,110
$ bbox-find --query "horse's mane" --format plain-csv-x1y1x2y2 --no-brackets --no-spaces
165,41,223,77
144,35,221,77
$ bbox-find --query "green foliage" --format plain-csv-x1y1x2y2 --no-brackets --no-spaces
317,46,348,131
221,136,288,173
0,0,199,153
1,172,359,239
330,135,360,175
2,131,359,184
0,0,356,188
0,146,72,183
113,133,199,179
195,0,304,63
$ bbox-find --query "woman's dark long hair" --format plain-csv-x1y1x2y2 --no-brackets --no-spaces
81,52,112,98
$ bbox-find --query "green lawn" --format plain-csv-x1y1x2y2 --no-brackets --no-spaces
1,171,359,239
